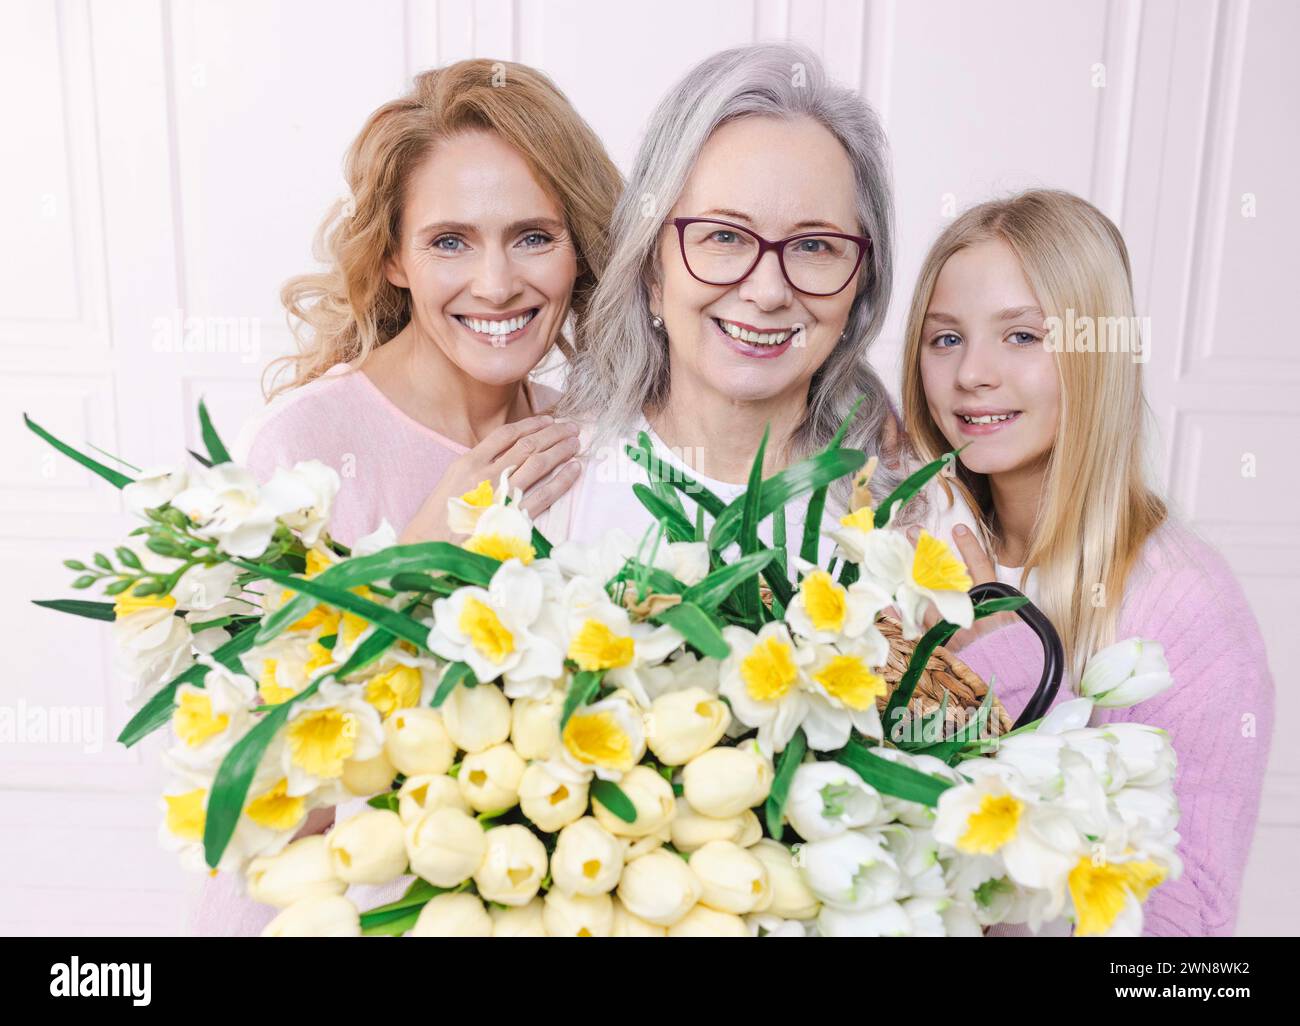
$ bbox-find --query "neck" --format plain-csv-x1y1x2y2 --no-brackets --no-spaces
987,458,1048,567
647,372,807,484
364,320,534,445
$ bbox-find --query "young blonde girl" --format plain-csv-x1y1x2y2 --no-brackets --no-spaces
902,189,1274,936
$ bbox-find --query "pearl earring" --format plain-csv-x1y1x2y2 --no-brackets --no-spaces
651,315,664,329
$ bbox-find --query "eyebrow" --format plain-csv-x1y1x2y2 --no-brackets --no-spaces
416,217,566,237
699,208,849,234
924,305,1045,326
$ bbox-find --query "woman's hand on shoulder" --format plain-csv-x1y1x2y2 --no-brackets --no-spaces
398,415,582,544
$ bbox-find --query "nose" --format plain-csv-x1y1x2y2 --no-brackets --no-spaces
469,244,523,307
736,249,793,311
954,336,1001,391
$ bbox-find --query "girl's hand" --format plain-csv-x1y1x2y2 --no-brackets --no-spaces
398,415,582,544
907,524,1017,652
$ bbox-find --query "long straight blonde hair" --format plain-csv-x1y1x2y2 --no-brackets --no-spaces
267,60,622,397
901,189,1166,681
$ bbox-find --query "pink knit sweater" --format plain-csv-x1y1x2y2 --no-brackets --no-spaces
959,519,1276,936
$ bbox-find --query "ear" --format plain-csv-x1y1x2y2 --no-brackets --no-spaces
383,250,409,290
647,278,663,320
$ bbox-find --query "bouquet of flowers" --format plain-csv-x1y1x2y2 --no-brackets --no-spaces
27,401,1182,937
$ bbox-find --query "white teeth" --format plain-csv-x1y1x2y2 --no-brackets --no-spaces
717,319,793,345
960,413,1017,424
458,310,537,336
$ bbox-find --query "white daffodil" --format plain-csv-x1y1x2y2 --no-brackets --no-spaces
881,530,976,638
718,622,815,756
462,503,537,565
171,463,291,559
112,590,194,703
801,642,888,751
166,656,258,772
551,527,709,588
560,576,682,707
785,760,885,841
1064,846,1173,937
786,569,891,654
638,651,722,703
426,558,563,692
551,690,648,783
280,679,384,801
123,465,189,515
447,469,515,537
824,506,884,566
351,519,398,556
933,766,1081,895
1079,637,1174,707
263,460,340,547
799,830,902,911
244,632,337,707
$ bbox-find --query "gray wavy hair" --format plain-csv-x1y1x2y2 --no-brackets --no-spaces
558,41,904,511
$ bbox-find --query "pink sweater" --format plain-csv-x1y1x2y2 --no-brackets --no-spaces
960,519,1276,936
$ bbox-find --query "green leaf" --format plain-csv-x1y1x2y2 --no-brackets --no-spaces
531,526,553,559
709,448,866,554
631,484,696,543
431,661,476,708
253,542,496,645
23,414,134,489
801,396,864,563
765,727,806,838
241,562,430,651
117,627,260,747
367,792,399,812
71,575,98,590
680,550,776,612
560,669,605,730
198,398,232,465
833,739,953,807
591,779,637,824
771,505,788,580
624,438,726,518
873,448,965,529
32,598,116,621
187,448,214,469
735,425,770,623
650,601,729,659
359,879,455,935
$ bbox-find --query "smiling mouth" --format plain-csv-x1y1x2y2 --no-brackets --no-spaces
712,317,799,347
958,411,1020,425
453,308,539,339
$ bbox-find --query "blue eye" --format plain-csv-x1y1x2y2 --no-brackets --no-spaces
708,230,741,244
431,235,465,253
931,332,962,349
519,231,554,248
1009,331,1040,346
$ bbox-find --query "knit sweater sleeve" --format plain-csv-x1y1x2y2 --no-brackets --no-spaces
954,528,1275,937
1089,535,1275,936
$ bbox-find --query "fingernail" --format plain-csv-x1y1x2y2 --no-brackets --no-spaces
955,525,968,536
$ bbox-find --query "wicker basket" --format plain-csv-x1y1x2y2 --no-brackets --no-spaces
875,616,1013,738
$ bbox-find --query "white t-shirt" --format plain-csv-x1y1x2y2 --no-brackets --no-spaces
924,480,1038,604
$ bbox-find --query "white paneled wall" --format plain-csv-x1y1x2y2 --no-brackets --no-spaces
1,0,1293,935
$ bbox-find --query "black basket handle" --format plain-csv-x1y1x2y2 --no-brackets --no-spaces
968,582,1064,730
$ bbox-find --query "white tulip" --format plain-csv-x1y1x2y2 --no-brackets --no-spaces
688,840,772,915
1079,637,1173,707
800,830,901,910
518,762,589,832
667,905,748,936
397,773,469,825
341,750,397,796
474,824,548,906
1102,723,1177,787
409,893,493,937
491,898,547,937
245,835,345,908
785,760,884,840
817,900,911,937
542,889,614,937
681,742,773,818
382,707,455,777
328,809,407,885
510,691,564,760
646,687,729,765
592,764,675,838
616,849,702,926
552,817,627,896
669,798,760,853
458,742,526,813
262,894,360,937
440,681,512,754
611,898,667,936
748,913,811,937
404,806,486,887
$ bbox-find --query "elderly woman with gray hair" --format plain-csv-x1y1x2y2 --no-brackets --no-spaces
553,42,906,559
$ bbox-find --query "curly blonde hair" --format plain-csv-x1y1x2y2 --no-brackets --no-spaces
268,59,622,397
